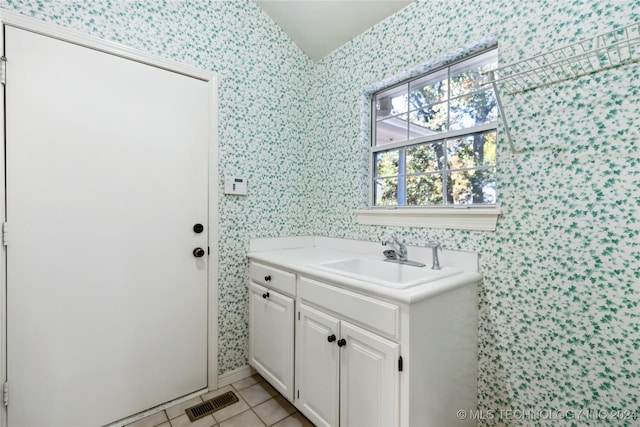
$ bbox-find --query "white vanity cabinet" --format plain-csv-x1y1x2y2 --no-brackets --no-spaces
296,304,400,427
248,244,479,427
248,262,296,401
296,277,400,427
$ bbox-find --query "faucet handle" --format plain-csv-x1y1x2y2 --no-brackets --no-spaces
426,241,442,270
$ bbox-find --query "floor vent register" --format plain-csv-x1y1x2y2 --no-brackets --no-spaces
185,391,240,422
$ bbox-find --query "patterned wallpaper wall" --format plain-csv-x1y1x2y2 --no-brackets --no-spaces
3,0,640,425
307,1,640,425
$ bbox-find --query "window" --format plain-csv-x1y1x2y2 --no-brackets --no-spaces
372,49,498,207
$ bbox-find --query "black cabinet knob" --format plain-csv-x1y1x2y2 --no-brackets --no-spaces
193,248,205,258
337,338,347,347
262,292,270,299
264,275,272,282
193,223,204,233
327,334,336,343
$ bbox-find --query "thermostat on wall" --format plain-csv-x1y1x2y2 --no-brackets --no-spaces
224,176,247,195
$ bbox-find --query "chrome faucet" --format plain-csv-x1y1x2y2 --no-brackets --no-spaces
426,241,442,270
382,235,407,261
382,236,425,267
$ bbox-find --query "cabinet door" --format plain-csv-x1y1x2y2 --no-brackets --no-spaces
249,282,294,401
339,321,400,427
296,304,340,427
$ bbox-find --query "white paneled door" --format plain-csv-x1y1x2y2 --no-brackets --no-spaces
295,304,340,427
339,321,399,427
5,26,210,426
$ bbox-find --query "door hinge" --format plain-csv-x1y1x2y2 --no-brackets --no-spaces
2,223,8,246
398,356,403,372
297,389,299,399
1,56,6,86
3,382,8,406
297,311,300,321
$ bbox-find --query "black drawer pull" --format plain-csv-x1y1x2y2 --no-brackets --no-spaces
262,292,270,299
337,338,347,347
264,275,272,282
327,334,336,343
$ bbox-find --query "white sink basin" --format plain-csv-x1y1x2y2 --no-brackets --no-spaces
310,257,463,289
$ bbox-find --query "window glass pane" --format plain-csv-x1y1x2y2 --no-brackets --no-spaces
406,175,443,206
449,90,497,130
371,49,499,208
374,177,399,206
450,50,498,97
375,115,408,145
449,169,497,205
447,131,497,170
374,149,400,177
406,143,443,174
408,102,448,133
409,69,448,107
375,84,408,120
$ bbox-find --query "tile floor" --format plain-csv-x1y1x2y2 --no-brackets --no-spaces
125,374,314,427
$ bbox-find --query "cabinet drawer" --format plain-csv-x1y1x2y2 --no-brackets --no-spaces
298,276,399,339
250,261,296,297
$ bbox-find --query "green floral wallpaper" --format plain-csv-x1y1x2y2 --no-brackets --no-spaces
306,1,640,425
3,0,639,425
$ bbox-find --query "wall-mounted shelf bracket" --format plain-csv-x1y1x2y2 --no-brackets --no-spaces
485,71,517,155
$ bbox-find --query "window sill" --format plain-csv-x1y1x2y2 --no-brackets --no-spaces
355,207,502,231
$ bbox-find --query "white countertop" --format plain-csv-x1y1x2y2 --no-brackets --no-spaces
247,237,482,304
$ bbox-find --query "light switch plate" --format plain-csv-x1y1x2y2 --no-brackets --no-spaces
224,176,247,195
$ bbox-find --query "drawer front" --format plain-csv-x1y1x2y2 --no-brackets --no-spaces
298,276,399,339
250,261,296,297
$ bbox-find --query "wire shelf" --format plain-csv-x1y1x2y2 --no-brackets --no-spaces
485,21,640,95
482,21,640,155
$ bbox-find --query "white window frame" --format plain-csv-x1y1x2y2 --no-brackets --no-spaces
356,48,502,231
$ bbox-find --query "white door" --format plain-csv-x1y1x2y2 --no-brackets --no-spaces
339,321,399,427
5,26,210,426
248,283,294,401
295,304,340,427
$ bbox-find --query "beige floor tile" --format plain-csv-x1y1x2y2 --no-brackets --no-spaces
231,374,263,391
219,409,266,427
157,423,171,427
125,410,169,427
169,413,216,427
210,391,250,423
238,381,279,407
253,396,296,426
165,396,205,420
271,412,315,427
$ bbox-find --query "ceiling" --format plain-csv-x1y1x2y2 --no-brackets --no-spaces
254,0,413,62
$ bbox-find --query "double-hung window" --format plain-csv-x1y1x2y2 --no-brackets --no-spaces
372,49,498,207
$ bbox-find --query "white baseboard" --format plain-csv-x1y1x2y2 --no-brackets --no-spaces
217,365,256,388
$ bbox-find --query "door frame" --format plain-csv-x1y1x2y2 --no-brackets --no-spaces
0,10,220,426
